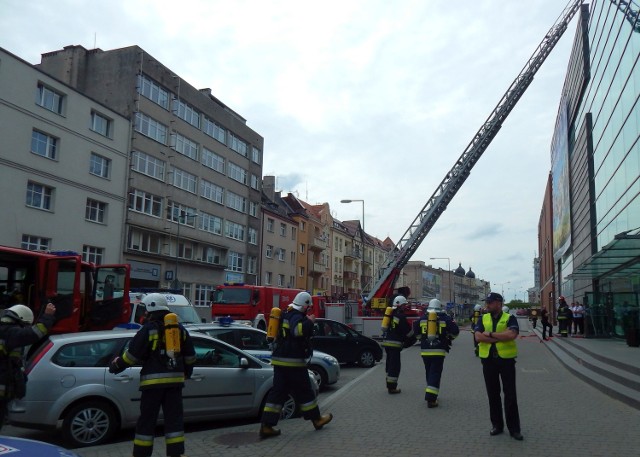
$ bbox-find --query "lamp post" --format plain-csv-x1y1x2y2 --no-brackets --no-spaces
497,281,511,299
430,257,452,304
341,199,366,294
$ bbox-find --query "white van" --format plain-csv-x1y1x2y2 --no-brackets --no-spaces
118,292,205,329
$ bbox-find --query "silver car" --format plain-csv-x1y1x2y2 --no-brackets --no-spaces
9,329,318,448
186,322,340,390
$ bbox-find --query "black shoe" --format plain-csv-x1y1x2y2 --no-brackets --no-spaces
387,388,401,394
490,428,503,436
427,400,438,408
259,425,281,439
510,432,524,441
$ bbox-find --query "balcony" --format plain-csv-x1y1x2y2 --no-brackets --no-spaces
309,236,327,251
309,262,326,275
344,249,362,260
343,270,358,281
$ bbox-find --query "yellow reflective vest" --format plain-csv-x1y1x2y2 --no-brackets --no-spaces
478,312,517,359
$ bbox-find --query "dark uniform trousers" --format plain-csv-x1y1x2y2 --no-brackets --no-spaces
262,366,320,427
481,357,520,434
134,386,185,457
384,347,402,389
422,356,445,402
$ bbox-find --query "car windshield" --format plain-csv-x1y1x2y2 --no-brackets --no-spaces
212,288,252,304
170,305,201,324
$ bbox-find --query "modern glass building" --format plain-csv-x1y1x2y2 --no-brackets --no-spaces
547,0,640,339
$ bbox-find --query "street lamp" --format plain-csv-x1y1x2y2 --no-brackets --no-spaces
340,199,365,234
341,199,367,293
496,281,511,298
430,257,452,304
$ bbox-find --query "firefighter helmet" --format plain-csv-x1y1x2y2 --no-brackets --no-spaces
502,305,510,314
428,299,442,311
3,304,34,325
474,304,483,311
142,293,170,313
392,295,408,308
291,291,312,311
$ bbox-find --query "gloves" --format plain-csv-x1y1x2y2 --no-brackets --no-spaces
184,364,194,380
109,356,126,374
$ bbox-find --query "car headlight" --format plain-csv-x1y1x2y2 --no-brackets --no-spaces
322,355,339,366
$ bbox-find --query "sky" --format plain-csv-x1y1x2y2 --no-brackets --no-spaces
0,0,582,302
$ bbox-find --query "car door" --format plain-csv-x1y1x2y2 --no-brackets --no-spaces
182,336,260,419
101,337,143,425
312,320,352,363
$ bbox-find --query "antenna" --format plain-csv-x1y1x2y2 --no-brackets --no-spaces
93,33,97,49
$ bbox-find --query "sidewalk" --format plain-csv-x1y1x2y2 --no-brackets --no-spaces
76,322,640,457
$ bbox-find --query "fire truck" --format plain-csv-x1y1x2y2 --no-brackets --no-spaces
0,245,131,334
210,284,327,330
330,1,584,338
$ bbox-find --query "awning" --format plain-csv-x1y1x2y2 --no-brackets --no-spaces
565,227,640,280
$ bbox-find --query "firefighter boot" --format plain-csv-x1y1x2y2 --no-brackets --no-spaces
388,388,401,394
259,424,281,439
312,413,333,430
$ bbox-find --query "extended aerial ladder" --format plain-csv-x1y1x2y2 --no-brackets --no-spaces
366,0,584,309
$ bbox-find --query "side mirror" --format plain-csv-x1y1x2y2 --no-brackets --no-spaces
239,357,249,368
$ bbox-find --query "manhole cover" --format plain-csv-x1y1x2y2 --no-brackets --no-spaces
214,431,261,446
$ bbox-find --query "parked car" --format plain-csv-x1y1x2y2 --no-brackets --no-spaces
8,329,317,448
0,436,81,457
311,318,383,368
186,321,340,390
120,292,205,328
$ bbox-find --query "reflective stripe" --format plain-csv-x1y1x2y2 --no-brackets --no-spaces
426,386,439,395
140,373,184,386
421,349,447,356
292,321,304,337
263,402,282,414
165,431,185,444
122,350,139,365
382,340,403,348
271,356,307,367
134,434,154,447
300,399,318,412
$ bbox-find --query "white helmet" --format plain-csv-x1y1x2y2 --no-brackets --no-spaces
4,304,34,325
474,304,483,312
392,296,408,308
428,299,442,311
142,293,170,313
502,305,510,314
291,291,312,311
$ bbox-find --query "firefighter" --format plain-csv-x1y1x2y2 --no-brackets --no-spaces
557,296,571,337
413,299,459,407
382,295,414,394
0,303,56,430
259,291,332,439
109,293,196,457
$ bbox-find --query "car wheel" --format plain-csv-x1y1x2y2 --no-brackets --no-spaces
358,349,376,368
308,364,327,390
280,394,297,419
62,400,118,447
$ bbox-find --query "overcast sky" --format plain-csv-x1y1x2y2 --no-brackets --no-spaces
1,0,581,302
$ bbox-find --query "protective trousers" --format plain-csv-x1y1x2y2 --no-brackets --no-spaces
421,356,444,402
262,366,320,427
384,347,402,390
481,357,520,434
133,387,185,457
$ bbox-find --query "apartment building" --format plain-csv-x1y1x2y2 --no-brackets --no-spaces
36,45,264,305
0,48,129,262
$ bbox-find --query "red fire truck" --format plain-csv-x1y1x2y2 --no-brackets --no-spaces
0,245,131,334
211,284,326,330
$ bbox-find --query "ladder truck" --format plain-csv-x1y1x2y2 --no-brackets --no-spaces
365,0,584,313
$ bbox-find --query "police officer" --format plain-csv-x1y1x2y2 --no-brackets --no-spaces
474,292,523,441
382,295,414,394
259,291,332,439
109,293,196,457
0,303,56,430
413,299,459,407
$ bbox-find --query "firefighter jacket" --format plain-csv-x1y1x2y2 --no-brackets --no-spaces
557,303,572,321
413,311,460,356
477,312,518,359
271,308,313,368
382,308,414,349
0,312,55,400
120,312,196,390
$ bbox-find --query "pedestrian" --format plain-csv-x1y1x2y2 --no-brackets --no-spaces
413,299,459,407
571,302,585,336
471,304,483,356
540,306,553,340
0,303,56,430
557,296,571,337
474,292,523,441
109,293,196,457
529,308,538,329
259,291,332,439
381,295,415,394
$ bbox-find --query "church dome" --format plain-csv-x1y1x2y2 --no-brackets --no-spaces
454,262,466,277
465,267,476,279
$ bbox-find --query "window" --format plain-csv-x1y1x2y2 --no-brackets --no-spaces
247,256,257,274
36,83,63,114
131,151,165,180
267,218,275,232
290,251,296,265
129,189,162,217
90,111,112,137
249,201,258,217
170,166,197,193
194,284,214,307
203,117,226,143
251,146,261,164
173,98,200,128
248,227,257,245
277,248,286,261
173,133,198,160
229,132,247,157
202,246,222,264
226,191,247,213
177,240,194,260
90,153,111,178
201,148,225,173
250,174,260,190
135,112,168,144
289,275,295,287
86,199,107,223
82,245,104,264
31,130,57,159
26,181,53,210
278,274,285,287
21,234,49,251
138,74,169,109
225,221,245,241
128,229,161,254
265,271,272,285
228,162,248,185
266,245,273,258
279,223,286,237
227,251,243,272
291,227,297,240
200,180,224,204
300,221,306,231
199,212,223,235
299,267,305,277
300,244,305,254
167,204,197,225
